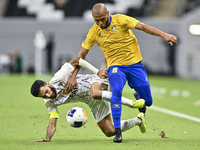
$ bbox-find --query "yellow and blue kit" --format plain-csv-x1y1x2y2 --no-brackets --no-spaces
82,14,153,129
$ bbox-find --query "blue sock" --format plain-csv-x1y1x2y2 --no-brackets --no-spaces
111,95,122,129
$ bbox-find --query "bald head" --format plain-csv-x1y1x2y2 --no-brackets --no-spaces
92,3,107,14
92,3,110,29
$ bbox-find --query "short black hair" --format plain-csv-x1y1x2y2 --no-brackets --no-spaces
30,80,46,97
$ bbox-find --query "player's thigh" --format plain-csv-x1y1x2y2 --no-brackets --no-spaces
97,114,115,137
127,64,150,88
107,67,126,96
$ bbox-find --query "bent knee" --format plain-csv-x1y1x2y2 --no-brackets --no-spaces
91,93,101,100
103,130,115,137
101,126,115,137
145,98,153,106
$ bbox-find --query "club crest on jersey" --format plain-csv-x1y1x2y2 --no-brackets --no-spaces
111,25,117,31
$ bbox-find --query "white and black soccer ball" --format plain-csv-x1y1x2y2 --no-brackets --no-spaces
66,107,88,127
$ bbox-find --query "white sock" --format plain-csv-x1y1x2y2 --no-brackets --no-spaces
121,117,142,132
101,91,112,101
134,117,142,126
102,91,133,107
121,119,135,132
121,97,134,108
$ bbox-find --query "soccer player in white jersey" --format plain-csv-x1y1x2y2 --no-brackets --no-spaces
30,57,146,142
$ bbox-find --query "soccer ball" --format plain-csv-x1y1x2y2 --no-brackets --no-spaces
66,107,88,127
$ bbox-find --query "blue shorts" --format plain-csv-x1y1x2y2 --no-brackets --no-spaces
107,62,153,106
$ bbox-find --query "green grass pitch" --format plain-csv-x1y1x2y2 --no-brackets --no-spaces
0,74,200,150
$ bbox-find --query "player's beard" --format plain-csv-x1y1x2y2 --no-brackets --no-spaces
101,17,109,29
50,86,57,98
105,18,109,27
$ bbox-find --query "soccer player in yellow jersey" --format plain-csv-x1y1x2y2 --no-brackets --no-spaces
64,3,178,143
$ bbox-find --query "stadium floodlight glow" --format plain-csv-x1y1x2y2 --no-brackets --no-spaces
189,24,200,35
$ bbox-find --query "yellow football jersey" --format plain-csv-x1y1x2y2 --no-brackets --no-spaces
82,14,143,68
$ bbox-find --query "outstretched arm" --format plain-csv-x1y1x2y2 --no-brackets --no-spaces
79,58,108,78
78,47,107,78
33,118,57,142
135,22,178,46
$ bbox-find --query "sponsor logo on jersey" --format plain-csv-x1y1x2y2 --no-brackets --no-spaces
98,33,103,38
114,104,120,108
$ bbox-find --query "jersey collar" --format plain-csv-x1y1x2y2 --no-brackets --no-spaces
105,15,111,29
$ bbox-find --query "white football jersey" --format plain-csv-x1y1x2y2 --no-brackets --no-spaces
44,63,109,113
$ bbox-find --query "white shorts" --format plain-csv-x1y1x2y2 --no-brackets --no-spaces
90,99,111,123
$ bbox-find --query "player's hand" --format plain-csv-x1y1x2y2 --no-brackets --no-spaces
33,139,49,142
97,69,108,79
163,33,178,46
64,76,79,92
